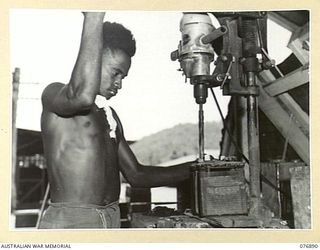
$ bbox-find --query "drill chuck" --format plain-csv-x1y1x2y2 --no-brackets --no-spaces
194,84,208,104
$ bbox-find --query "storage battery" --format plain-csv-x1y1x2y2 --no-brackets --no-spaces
191,160,248,217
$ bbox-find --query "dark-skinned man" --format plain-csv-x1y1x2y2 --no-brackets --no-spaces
39,12,190,229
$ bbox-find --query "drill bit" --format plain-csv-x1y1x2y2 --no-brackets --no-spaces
198,104,205,162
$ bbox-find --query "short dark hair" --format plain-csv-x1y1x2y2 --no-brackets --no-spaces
103,21,136,57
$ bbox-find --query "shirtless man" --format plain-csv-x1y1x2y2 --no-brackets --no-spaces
39,12,190,229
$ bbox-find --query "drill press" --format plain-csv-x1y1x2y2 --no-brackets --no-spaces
171,12,268,217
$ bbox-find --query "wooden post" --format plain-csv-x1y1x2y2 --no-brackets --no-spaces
12,68,20,212
290,166,311,228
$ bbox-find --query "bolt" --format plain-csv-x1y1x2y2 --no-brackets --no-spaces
216,74,224,81
302,40,309,51
265,59,275,68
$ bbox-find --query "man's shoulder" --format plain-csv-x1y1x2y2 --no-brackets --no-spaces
41,82,66,102
42,82,65,96
41,82,67,112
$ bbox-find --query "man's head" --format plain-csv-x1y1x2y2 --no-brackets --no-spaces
100,22,136,99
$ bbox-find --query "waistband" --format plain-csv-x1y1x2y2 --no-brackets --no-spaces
48,200,119,209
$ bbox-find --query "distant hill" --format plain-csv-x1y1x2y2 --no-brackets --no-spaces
130,121,222,165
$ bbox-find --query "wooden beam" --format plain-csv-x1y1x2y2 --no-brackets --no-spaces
263,64,309,96
277,94,309,137
257,78,309,164
259,70,309,137
268,12,298,32
288,22,309,65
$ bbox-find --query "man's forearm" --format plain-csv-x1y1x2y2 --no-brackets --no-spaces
67,12,105,105
129,164,191,188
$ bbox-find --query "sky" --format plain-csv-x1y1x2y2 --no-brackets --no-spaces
10,9,292,141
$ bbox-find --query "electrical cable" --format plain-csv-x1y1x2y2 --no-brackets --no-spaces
209,87,249,164
209,87,288,197
256,18,265,54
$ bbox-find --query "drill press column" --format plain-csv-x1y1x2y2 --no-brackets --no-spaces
247,71,261,213
240,17,262,215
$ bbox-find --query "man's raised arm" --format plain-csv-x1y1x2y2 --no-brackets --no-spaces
42,12,105,116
